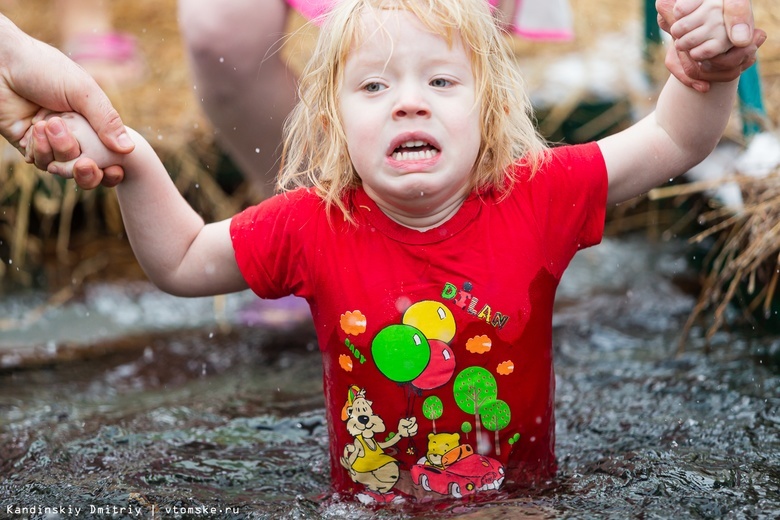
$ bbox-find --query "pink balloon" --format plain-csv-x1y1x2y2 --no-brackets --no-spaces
412,340,456,390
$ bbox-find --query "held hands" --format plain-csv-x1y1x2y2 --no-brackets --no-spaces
0,14,131,187
24,112,126,187
656,0,766,92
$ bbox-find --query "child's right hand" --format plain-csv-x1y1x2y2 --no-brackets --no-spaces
668,0,731,61
25,112,127,188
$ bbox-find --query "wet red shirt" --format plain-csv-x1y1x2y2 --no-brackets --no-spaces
230,142,607,502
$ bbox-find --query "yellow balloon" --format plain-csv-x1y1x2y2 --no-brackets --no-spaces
402,300,456,343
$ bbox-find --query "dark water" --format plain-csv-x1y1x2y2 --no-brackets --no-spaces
1,235,778,519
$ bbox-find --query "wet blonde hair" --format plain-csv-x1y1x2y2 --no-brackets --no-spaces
278,0,548,220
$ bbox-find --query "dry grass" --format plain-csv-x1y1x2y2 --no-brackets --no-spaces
1,0,780,345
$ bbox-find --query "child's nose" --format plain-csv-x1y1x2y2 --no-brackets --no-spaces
393,85,430,120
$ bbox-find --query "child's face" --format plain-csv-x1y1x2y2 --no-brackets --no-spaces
338,8,481,219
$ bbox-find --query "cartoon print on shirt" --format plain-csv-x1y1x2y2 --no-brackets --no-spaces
423,431,461,467
466,334,492,354
422,396,443,432
337,285,522,499
371,300,458,392
410,431,505,498
441,281,511,329
496,360,515,375
453,367,512,456
340,386,418,503
339,310,368,373
341,310,367,335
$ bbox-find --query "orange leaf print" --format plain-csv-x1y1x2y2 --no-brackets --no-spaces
340,310,367,335
466,335,492,354
497,360,515,375
339,354,354,372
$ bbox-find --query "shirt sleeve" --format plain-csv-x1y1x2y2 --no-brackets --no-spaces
526,141,608,278
229,188,318,300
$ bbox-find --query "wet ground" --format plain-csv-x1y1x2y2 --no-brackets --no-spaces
1,234,778,519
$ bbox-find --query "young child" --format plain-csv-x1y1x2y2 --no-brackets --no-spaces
27,0,744,504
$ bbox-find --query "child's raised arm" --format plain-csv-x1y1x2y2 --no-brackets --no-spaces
599,69,737,205
37,113,248,297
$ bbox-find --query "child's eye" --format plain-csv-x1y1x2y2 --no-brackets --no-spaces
363,82,386,93
430,78,452,88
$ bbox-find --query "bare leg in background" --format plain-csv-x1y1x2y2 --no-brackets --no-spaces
178,0,298,199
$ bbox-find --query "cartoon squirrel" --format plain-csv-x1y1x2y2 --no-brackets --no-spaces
340,386,418,494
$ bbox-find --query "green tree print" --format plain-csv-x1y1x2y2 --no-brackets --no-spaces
453,367,498,452
422,396,444,433
481,399,511,455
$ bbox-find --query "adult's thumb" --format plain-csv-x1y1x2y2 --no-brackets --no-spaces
68,79,135,154
724,0,755,47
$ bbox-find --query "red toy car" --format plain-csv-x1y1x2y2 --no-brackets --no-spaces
411,447,505,498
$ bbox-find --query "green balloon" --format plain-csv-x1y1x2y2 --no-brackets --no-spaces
372,324,431,382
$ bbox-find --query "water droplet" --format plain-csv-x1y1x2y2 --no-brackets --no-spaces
219,57,225,63
255,148,260,154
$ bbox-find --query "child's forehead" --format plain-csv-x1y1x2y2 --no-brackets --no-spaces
347,5,460,50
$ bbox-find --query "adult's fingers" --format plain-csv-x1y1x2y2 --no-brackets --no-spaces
655,0,677,34
25,121,52,166
666,47,711,92
44,117,82,162
72,157,105,190
100,165,126,188
699,29,764,76
723,0,754,46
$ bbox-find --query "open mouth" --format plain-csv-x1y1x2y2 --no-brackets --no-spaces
391,140,440,161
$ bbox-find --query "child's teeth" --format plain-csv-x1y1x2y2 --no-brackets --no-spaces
392,149,438,161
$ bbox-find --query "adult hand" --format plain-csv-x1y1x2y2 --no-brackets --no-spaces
656,0,765,92
0,14,130,187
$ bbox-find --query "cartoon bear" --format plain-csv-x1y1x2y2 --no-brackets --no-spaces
340,386,417,498
424,432,461,468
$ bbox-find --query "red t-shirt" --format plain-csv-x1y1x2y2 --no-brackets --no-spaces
230,142,607,502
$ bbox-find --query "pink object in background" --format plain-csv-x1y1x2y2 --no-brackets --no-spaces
286,0,574,41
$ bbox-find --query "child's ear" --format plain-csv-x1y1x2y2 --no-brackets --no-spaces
320,112,329,130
